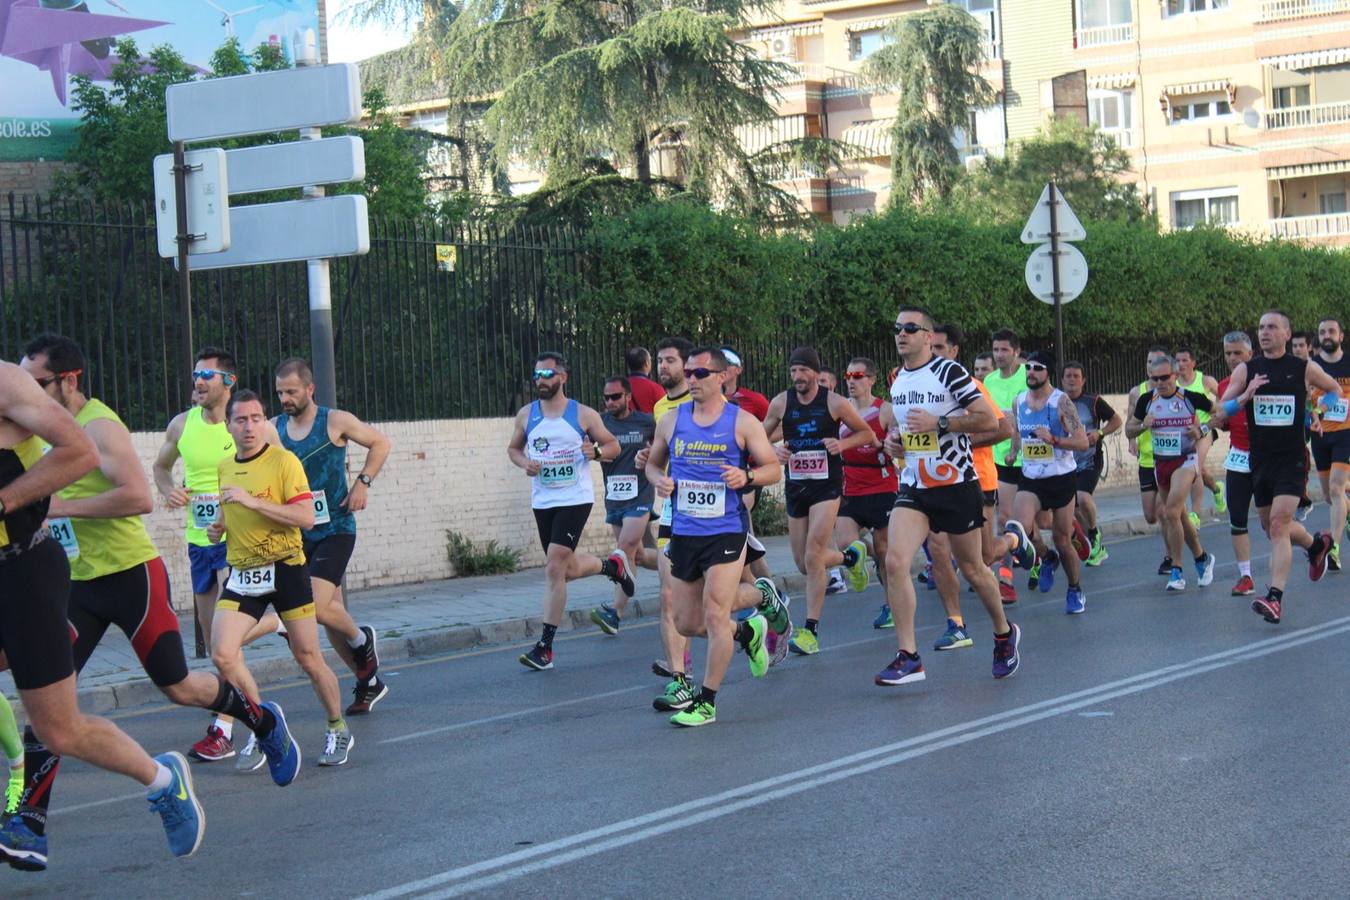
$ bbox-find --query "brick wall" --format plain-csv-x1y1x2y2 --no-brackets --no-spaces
0,162,65,198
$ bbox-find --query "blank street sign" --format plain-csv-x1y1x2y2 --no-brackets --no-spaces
181,195,369,271
152,148,230,258
166,64,362,143
226,137,366,195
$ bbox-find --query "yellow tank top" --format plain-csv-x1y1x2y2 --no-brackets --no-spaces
177,405,235,546
218,444,311,569
55,399,159,581
1137,380,1154,469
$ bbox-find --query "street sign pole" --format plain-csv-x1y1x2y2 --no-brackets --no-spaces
1049,181,1065,376
297,30,338,407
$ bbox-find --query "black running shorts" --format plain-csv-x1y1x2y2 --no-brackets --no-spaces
0,536,77,691
668,531,747,582
892,481,984,536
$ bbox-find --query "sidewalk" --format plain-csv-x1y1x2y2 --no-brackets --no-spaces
1,487,1171,713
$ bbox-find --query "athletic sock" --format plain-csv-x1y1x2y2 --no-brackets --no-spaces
208,676,276,737
346,629,367,649
1195,553,1207,565
148,762,173,794
1268,586,1284,602
213,716,233,740
600,558,618,580
1239,560,1252,577
805,618,819,636
994,628,1011,642
950,616,964,628
328,717,347,732
698,686,717,707
842,545,860,567
733,619,753,649
540,623,558,649
20,727,57,833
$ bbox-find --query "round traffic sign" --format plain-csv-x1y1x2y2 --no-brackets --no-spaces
1024,242,1088,305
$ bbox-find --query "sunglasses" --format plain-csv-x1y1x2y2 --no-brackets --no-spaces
1150,373,1175,382
36,369,82,388
843,371,872,380
1026,363,1048,372
684,367,725,381
192,368,230,382
892,322,930,335
533,368,559,380
602,392,625,401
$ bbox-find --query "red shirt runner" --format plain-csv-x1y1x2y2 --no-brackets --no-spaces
727,386,770,422
840,397,898,496
1217,375,1250,452
626,374,665,414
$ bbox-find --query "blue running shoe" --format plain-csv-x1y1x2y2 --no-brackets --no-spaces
1038,551,1058,594
1196,551,1216,587
1004,520,1036,570
257,701,301,787
148,751,204,858
589,604,621,635
933,619,973,651
875,650,925,686
0,810,47,871
992,623,1021,679
1065,585,1086,615
872,604,893,629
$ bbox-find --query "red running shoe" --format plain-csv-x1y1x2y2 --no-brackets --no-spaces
188,725,235,761
1071,520,1091,561
1251,594,1281,624
1231,574,1255,596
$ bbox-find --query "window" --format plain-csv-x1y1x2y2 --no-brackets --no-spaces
1320,192,1348,215
1272,85,1312,109
1163,0,1228,16
1172,188,1239,228
849,28,889,61
1090,89,1133,131
1078,0,1133,29
1170,97,1233,122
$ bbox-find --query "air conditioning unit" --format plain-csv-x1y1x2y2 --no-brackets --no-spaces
770,36,797,60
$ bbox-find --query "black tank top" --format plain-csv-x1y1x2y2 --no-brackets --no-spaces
784,388,842,486
0,436,50,549
1246,353,1307,458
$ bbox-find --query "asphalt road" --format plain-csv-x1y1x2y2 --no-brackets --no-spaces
7,521,1350,898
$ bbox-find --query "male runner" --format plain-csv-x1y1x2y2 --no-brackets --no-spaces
1216,311,1339,623
763,347,872,655
986,330,1026,598
720,347,770,421
644,348,788,726
1006,352,1091,613
1125,355,1217,593
1308,317,1350,569
507,353,632,669
274,358,391,731
973,353,995,382
3,339,298,869
818,365,850,596
1061,361,1122,566
590,376,656,635
1292,331,1313,361
1175,347,1225,526
153,347,280,762
0,359,203,864
1216,331,1256,596
624,347,665,413
1127,346,1173,576
876,307,1021,686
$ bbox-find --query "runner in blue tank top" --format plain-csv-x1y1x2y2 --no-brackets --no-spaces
645,347,791,728
274,358,395,722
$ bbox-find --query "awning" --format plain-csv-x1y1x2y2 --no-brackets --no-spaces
1268,159,1350,180
1262,47,1350,71
840,118,895,158
748,20,823,40
845,16,899,33
1088,72,1136,90
1161,79,1234,97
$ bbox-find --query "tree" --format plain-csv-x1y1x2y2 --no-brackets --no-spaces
949,117,1150,226
864,4,993,205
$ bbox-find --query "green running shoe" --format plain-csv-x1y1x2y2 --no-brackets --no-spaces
843,539,870,592
740,615,769,677
1027,561,1040,591
1212,481,1227,515
789,627,820,656
1086,543,1109,567
1330,542,1342,573
754,577,791,634
1188,511,1202,529
670,699,716,727
4,767,22,815
653,677,696,711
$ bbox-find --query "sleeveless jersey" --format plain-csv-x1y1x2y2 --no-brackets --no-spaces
1135,380,1155,469
600,410,655,509
1178,370,1211,423
783,388,841,487
985,364,1026,467
890,355,981,489
1016,388,1075,479
669,402,746,536
526,399,592,509
1311,354,1350,433
177,405,235,547
54,399,158,580
1134,389,1211,460
971,379,1003,492
279,407,356,541
840,398,897,497
0,436,48,549
1246,354,1308,458
1070,393,1110,473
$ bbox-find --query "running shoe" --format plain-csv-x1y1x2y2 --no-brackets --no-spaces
873,604,894,629
346,678,389,716
933,619,973,651
148,752,204,859
843,540,870,592
606,549,636,598
318,727,354,767
4,766,21,815
1308,532,1333,582
825,569,848,595
0,809,46,871
670,699,716,727
769,621,793,668
519,644,554,671
1252,593,1282,624
874,650,925,686
999,580,1018,605
257,701,301,787
353,625,379,682
1188,511,1202,530
1004,520,1036,570
1231,574,1255,596
1065,586,1086,615
1027,562,1040,591
589,603,620,636
1157,555,1173,576
235,733,266,772
1330,543,1342,572
188,724,234,762
788,628,820,656
916,564,931,586
754,577,791,634
653,678,696,712
1196,552,1216,587
650,650,695,679
1086,542,1109,567
1296,499,1312,522
1038,551,1058,594
1070,520,1091,561
1166,569,1186,593
992,623,1021,679
1212,482,1228,515
739,615,769,677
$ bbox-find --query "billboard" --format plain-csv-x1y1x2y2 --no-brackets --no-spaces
0,0,324,162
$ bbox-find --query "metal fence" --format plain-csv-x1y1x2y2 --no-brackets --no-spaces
2,193,1212,431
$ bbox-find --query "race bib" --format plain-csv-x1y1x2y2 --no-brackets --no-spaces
1253,394,1296,427
226,563,276,597
190,493,222,529
788,450,829,480
678,480,727,519
312,489,331,525
900,430,939,458
1151,431,1183,457
1022,439,1053,461
539,456,580,488
47,517,79,559
606,475,639,502
1324,397,1348,423
1225,447,1250,473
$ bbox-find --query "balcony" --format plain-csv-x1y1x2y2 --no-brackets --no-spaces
1101,128,1135,148
1270,212,1350,239
1075,23,1135,48
1265,99,1350,129
1259,0,1350,23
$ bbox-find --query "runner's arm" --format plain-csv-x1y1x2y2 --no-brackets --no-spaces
1124,392,1151,439
761,393,786,443
1307,360,1343,400
152,412,188,507
1005,403,1021,462
506,406,538,474
1097,398,1123,440
1054,393,1090,452
329,410,392,511
644,415,674,495
0,363,97,514
47,418,153,519
736,412,782,488
580,407,621,463
826,393,876,453
969,415,1012,449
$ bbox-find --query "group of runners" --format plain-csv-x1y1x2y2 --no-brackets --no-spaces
0,335,390,870
0,303,1342,869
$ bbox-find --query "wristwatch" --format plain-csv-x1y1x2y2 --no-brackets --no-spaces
747,468,756,486
593,442,604,461
356,473,373,487
937,416,950,434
